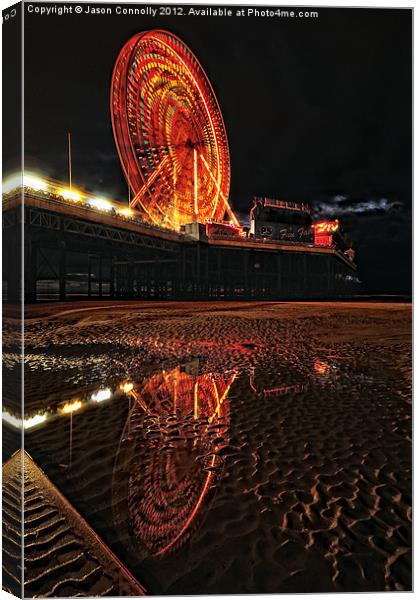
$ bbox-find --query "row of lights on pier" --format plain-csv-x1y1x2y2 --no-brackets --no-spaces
3,172,135,219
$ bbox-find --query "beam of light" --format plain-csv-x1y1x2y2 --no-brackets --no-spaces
91,388,112,403
61,400,82,414
87,197,113,211
58,188,82,202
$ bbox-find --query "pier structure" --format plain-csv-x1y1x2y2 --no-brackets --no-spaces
3,189,358,303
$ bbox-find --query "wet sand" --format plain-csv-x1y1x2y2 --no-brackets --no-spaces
3,301,412,594
2,451,146,597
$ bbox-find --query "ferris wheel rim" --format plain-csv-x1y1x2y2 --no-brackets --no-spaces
110,29,236,230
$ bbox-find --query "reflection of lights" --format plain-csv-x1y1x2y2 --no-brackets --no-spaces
2,410,48,429
4,379,137,431
87,197,113,211
24,413,48,429
263,384,306,396
2,411,22,429
120,382,134,394
194,381,199,419
208,373,236,424
61,400,82,414
314,359,330,375
58,188,82,202
91,388,112,403
116,366,234,559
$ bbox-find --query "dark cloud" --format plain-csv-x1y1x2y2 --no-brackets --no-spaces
313,195,405,217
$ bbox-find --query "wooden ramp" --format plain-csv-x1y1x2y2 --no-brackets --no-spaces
2,450,147,597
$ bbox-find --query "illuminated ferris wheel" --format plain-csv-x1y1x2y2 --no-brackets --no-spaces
111,29,239,230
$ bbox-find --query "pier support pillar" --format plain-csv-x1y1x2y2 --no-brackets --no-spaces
276,253,282,298
24,241,37,303
128,260,134,297
243,251,249,298
59,241,66,301
7,231,21,304
87,254,92,298
110,257,115,298
98,255,103,298
303,254,308,296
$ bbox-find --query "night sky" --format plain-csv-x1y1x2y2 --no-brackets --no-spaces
10,4,413,294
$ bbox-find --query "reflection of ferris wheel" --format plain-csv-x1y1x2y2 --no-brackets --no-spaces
112,368,236,558
111,29,239,230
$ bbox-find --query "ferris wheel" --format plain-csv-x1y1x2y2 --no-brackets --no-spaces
111,29,239,230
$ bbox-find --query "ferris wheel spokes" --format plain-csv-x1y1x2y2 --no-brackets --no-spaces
199,153,239,226
130,154,170,209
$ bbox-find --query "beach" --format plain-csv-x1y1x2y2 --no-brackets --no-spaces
3,301,412,594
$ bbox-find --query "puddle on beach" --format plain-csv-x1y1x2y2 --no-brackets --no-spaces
4,350,412,593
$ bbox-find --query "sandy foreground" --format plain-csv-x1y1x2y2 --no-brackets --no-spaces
3,301,412,594
2,451,146,597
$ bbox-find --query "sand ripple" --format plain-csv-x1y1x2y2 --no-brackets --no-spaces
7,301,411,593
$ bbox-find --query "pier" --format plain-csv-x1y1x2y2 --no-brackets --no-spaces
3,189,358,303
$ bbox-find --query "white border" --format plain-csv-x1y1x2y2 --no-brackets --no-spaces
0,2,414,600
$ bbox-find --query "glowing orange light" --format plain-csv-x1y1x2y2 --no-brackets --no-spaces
120,382,134,394
117,207,134,218
313,359,330,375
58,188,82,202
313,220,339,234
61,400,82,414
193,381,199,419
